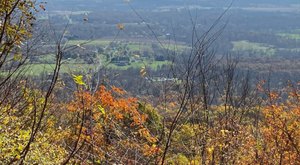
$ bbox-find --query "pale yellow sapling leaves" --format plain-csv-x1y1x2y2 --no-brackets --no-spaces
140,66,146,77
72,74,86,86
98,105,106,115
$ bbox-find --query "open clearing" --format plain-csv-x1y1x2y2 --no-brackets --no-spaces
232,40,276,56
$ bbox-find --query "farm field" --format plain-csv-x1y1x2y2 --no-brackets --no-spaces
23,60,171,76
21,39,181,76
231,40,276,56
277,33,300,40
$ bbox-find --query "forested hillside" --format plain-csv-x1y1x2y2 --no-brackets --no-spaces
1,0,300,164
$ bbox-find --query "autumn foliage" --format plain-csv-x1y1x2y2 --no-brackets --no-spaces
2,1,300,164
256,86,300,164
63,85,158,164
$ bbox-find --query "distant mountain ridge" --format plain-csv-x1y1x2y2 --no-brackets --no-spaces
45,0,300,11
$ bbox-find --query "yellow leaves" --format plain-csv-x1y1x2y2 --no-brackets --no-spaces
0,0,35,56
218,144,224,150
207,146,214,154
13,53,22,61
140,66,146,77
0,109,67,164
117,23,125,30
15,155,21,160
255,139,263,151
220,129,229,137
142,144,160,156
19,130,30,140
169,154,190,164
190,157,201,165
2,117,10,125
72,74,86,86
98,105,106,115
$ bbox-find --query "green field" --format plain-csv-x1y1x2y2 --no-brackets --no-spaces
106,60,171,70
277,33,300,40
67,39,111,46
15,39,187,76
67,39,188,51
22,63,97,76
22,60,171,76
232,40,276,56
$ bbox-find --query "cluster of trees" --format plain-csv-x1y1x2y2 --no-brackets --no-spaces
1,1,300,164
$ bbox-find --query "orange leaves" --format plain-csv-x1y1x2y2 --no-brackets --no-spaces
67,85,144,126
93,86,146,126
66,91,94,112
258,90,300,164
142,144,160,156
96,86,114,107
269,91,279,101
65,85,158,162
139,128,159,157
138,128,157,143
131,114,147,126
112,86,125,95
